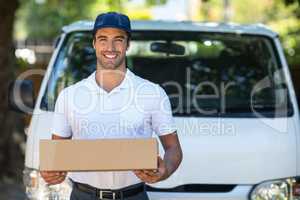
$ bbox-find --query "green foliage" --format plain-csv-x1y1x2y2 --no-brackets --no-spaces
284,0,300,17
16,0,300,67
201,0,300,67
21,0,95,40
18,0,157,40
276,0,300,67
95,0,126,12
16,57,31,70
145,0,167,6
284,0,300,5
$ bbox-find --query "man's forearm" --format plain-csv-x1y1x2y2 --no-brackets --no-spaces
52,134,71,140
163,145,182,179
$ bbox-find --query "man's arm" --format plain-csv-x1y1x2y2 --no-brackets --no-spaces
159,132,182,180
134,132,183,184
40,134,71,185
52,134,71,140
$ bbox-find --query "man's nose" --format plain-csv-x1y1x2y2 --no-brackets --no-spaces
107,40,116,51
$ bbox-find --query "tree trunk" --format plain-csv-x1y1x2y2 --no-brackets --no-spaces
0,0,24,183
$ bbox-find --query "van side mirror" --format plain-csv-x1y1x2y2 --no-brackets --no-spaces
8,80,35,114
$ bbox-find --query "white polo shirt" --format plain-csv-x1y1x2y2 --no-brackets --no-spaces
51,69,176,189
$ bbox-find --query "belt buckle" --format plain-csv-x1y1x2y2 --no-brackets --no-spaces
99,190,116,200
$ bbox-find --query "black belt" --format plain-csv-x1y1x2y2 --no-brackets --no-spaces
72,181,145,199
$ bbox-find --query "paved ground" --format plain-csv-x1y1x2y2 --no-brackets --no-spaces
0,183,27,200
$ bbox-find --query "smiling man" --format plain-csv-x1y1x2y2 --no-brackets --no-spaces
40,12,182,200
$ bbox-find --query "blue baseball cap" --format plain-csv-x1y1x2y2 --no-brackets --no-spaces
93,12,131,36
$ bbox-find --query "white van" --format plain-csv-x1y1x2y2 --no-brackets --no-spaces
10,20,300,200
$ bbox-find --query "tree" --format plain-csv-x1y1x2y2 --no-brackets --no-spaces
281,0,300,67
145,0,167,5
0,0,25,182
18,0,169,41
284,0,300,7
21,0,96,40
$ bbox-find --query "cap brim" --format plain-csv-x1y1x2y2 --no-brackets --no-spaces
93,25,131,36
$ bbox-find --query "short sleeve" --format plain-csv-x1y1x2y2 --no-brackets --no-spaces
51,89,72,137
151,86,177,136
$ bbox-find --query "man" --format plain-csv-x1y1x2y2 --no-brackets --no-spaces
41,12,182,200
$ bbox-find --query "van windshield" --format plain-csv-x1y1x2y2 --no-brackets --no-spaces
41,31,293,117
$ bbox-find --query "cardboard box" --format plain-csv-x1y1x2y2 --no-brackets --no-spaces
40,138,158,171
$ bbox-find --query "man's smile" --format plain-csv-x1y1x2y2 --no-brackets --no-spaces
103,52,118,59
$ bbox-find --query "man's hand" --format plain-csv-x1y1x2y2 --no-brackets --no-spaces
40,171,67,185
40,134,70,185
133,156,169,184
134,133,182,184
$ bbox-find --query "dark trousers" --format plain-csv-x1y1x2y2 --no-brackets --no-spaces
70,184,149,200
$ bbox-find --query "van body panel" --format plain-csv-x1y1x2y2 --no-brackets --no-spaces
154,117,297,187
273,38,300,175
25,33,67,168
25,111,53,168
62,21,278,38
147,185,252,200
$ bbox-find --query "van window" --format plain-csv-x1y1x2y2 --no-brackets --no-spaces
41,31,293,117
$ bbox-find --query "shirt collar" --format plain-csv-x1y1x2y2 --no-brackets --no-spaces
86,68,135,92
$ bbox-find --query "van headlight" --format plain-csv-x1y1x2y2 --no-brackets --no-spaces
250,178,300,200
23,167,72,200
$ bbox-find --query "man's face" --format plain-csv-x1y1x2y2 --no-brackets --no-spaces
93,27,129,70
